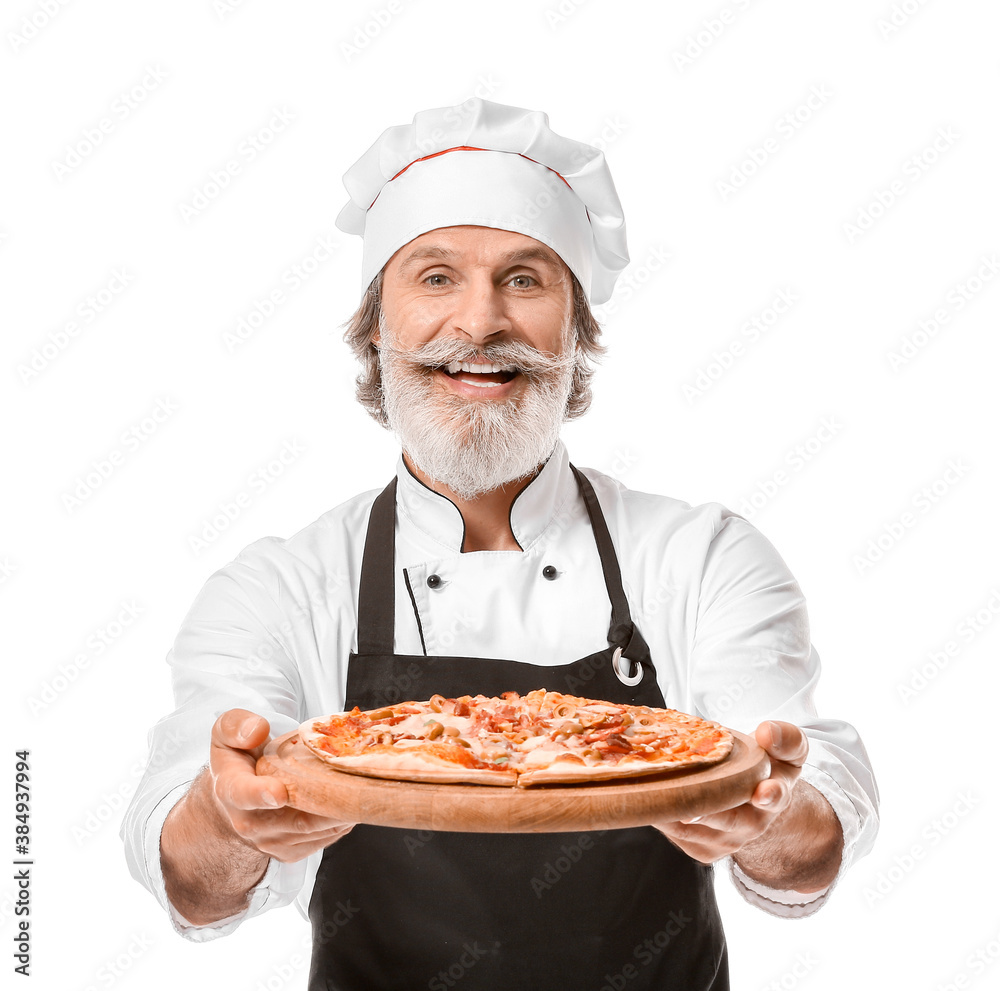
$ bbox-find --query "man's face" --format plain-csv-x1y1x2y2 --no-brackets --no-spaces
376,225,578,499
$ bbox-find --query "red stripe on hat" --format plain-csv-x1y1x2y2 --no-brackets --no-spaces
368,146,572,209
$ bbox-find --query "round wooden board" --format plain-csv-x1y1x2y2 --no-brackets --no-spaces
257,729,770,833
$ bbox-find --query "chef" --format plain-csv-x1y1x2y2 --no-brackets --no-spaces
122,98,878,991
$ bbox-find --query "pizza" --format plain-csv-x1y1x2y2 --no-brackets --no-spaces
298,690,732,787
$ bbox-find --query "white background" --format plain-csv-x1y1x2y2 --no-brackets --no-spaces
3,1,999,988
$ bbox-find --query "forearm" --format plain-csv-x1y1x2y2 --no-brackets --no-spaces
160,768,270,926
733,780,843,893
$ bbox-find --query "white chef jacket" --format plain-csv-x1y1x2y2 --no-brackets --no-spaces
121,439,879,939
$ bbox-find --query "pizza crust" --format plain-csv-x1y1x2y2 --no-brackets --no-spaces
300,730,518,786
515,741,735,787
297,693,733,789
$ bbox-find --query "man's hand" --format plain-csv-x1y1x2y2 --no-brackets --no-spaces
652,720,843,893
207,708,355,863
160,708,354,927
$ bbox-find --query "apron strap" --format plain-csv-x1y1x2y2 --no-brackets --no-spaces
356,464,637,656
356,476,398,656
569,464,634,650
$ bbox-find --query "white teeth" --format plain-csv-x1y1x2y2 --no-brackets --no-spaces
443,361,516,374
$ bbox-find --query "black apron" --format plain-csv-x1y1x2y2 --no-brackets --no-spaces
308,466,728,991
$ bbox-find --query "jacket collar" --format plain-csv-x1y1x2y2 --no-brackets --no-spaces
394,439,576,554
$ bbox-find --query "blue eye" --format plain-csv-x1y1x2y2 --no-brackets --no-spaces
509,275,535,288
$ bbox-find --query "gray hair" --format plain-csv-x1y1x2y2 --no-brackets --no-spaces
341,268,606,427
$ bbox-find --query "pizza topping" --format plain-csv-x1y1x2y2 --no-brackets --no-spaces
301,691,732,787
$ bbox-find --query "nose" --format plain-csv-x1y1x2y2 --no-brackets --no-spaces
448,276,511,344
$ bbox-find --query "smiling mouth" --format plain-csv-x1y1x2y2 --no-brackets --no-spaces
439,361,520,388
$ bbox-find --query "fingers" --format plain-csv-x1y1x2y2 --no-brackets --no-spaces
755,720,808,767
679,808,740,831
655,808,770,863
210,709,289,812
750,720,809,815
749,720,807,813
220,770,289,813
749,775,793,814
213,708,271,754
200,709,355,863
654,722,811,859
259,824,357,864
229,805,351,841
228,806,356,861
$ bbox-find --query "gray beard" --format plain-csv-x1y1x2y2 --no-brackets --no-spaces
377,319,577,500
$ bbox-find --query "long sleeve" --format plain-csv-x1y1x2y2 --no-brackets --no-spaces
690,513,880,917
120,555,310,941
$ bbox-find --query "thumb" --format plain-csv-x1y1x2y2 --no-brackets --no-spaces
755,720,808,766
215,708,272,755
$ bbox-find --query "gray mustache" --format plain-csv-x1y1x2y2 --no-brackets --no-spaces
379,337,575,376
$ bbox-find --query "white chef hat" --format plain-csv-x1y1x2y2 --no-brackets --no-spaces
335,98,629,305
